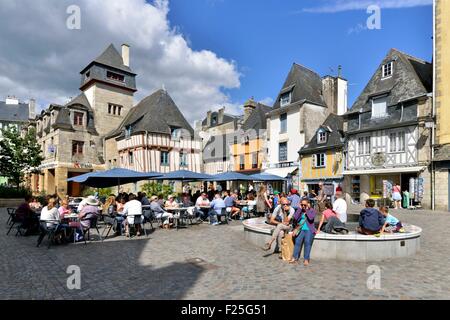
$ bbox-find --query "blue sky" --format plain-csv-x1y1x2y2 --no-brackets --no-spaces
168,0,433,109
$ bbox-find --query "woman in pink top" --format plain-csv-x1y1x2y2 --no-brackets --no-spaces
392,183,402,209
317,201,348,234
58,199,71,219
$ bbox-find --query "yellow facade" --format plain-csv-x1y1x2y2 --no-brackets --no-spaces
300,150,343,180
436,0,450,145
231,138,265,171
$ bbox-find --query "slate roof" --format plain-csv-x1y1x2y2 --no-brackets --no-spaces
347,48,432,115
80,44,134,74
0,101,30,122
241,103,272,132
299,114,344,155
201,112,240,128
434,145,450,162
272,63,326,110
50,93,98,135
108,89,194,139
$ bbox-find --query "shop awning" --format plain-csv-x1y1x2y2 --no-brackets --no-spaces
263,167,298,178
343,166,427,176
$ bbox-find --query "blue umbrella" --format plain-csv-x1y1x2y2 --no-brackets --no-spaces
67,168,162,188
250,173,286,182
207,171,254,182
154,170,214,181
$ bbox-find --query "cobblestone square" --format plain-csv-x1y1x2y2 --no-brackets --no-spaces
1,206,449,300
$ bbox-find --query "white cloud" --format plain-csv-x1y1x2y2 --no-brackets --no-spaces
0,0,241,124
302,0,432,13
347,23,368,35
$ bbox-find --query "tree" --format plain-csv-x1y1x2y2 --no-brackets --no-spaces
141,182,173,199
0,126,43,188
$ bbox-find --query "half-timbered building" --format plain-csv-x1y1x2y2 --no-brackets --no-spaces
105,89,202,175
343,49,433,208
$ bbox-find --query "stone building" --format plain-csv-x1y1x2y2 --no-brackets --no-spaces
432,0,450,211
105,89,202,175
29,43,137,196
266,63,347,190
196,107,241,175
343,49,433,208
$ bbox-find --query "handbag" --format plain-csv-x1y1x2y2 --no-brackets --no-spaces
281,234,294,261
293,214,307,237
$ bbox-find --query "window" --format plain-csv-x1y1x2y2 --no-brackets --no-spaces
372,96,387,118
389,132,406,152
108,103,123,116
180,152,188,167
382,62,393,78
358,137,371,155
240,155,245,170
128,151,134,164
398,132,406,152
252,153,258,169
161,151,169,166
171,128,181,140
120,156,124,165
389,133,397,153
279,142,288,162
211,115,218,126
107,71,124,82
280,92,291,107
280,113,287,133
72,141,84,156
73,112,83,126
313,153,326,168
317,130,327,144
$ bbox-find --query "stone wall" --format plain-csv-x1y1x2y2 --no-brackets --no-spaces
434,168,448,211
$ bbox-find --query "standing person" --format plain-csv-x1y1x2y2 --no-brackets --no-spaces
333,190,348,224
272,191,280,208
256,185,272,217
263,198,295,254
287,189,301,211
207,184,216,201
357,199,385,235
316,182,326,212
289,199,317,266
392,183,402,209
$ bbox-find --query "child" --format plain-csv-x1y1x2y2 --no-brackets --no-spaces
380,206,404,234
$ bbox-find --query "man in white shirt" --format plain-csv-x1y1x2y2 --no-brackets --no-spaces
333,191,348,223
195,193,210,221
122,194,143,236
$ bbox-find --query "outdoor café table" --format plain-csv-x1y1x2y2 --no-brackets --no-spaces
236,201,251,218
164,207,189,230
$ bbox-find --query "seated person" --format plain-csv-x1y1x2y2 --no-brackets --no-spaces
29,197,42,211
122,194,143,236
357,199,385,235
78,197,99,231
209,193,226,225
150,196,173,228
316,200,348,234
380,206,404,234
223,191,240,218
140,192,150,206
195,193,210,220
181,193,193,207
40,198,69,242
165,195,180,209
15,195,40,235
241,194,257,220
263,198,295,254
58,199,71,220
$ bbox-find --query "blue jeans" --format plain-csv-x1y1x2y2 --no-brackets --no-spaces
208,210,218,224
293,230,315,261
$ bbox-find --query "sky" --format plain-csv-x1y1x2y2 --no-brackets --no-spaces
0,0,433,124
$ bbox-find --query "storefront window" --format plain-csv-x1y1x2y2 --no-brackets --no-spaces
370,175,400,198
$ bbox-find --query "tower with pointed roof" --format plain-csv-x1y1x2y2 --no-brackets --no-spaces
80,43,137,138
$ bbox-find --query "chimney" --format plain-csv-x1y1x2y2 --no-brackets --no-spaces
206,111,212,127
218,107,225,124
243,97,257,122
336,77,348,116
122,43,130,67
5,96,19,105
29,99,36,119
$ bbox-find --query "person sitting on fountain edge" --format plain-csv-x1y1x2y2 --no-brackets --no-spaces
357,199,385,235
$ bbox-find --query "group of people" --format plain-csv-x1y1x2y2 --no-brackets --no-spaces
263,190,349,266
357,198,404,235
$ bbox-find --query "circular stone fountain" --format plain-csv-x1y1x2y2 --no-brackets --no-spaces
243,215,421,262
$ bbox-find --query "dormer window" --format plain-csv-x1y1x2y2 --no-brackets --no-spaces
125,125,132,139
317,130,327,144
73,112,83,126
171,128,181,140
280,92,291,107
211,115,218,126
107,71,125,82
371,96,388,118
382,61,393,78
